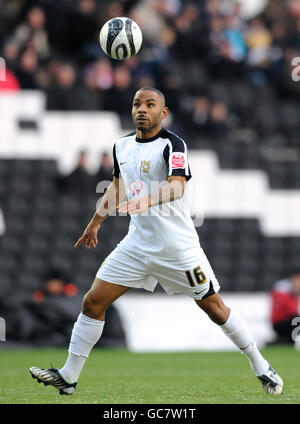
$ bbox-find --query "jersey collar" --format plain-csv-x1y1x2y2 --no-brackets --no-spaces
135,128,168,143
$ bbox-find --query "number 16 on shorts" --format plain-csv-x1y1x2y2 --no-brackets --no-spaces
185,266,207,287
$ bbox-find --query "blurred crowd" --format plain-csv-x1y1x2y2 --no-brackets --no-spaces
57,150,113,194
0,0,300,142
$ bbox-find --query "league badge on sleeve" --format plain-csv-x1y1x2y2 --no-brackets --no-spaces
171,152,185,169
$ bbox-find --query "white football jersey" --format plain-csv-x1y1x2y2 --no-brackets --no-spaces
113,128,200,257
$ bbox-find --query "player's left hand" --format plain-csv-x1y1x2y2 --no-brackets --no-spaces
117,196,151,215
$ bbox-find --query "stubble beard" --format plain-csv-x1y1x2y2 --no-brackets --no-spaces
135,119,160,134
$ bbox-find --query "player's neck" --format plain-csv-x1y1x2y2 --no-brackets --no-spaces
136,126,163,140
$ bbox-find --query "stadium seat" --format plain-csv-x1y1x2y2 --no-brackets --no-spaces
0,274,14,297
279,102,300,131
59,195,82,216
232,271,257,291
22,253,47,274
36,160,58,176
10,177,32,196
18,272,42,292
33,178,56,195
56,217,80,235
0,160,10,176
12,160,36,176
0,237,20,254
7,196,30,216
52,235,75,254
47,253,73,275
5,216,27,234
29,216,53,235
25,236,49,254
0,254,18,274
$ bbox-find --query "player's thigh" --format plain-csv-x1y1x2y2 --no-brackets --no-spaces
97,244,157,292
84,278,130,309
149,247,220,300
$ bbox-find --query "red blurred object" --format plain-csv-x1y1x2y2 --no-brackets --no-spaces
64,283,78,297
0,68,20,91
271,290,299,324
33,290,45,303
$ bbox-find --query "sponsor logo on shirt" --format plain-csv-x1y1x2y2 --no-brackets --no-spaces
171,152,185,169
129,180,144,196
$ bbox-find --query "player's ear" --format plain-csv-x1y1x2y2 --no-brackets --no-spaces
162,106,168,120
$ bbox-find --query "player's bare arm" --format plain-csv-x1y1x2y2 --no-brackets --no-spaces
74,177,126,248
117,175,186,215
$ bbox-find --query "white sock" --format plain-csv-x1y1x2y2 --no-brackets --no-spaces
59,313,105,383
220,309,269,376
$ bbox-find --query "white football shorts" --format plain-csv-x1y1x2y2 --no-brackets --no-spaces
96,243,220,300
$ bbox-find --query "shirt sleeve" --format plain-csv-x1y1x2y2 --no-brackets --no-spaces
163,135,192,181
112,143,120,178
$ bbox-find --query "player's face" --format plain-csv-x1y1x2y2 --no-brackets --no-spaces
132,90,168,134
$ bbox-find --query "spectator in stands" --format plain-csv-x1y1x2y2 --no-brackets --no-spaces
29,268,126,348
270,270,300,345
2,38,20,73
245,18,273,68
85,58,114,91
15,47,39,89
84,58,114,109
190,95,211,135
224,15,248,63
32,269,78,303
47,61,96,110
94,151,113,188
130,0,168,44
22,269,80,347
66,0,99,59
3,268,80,347
12,6,50,60
58,150,94,194
207,101,231,139
103,64,134,126
105,0,124,21
172,3,208,61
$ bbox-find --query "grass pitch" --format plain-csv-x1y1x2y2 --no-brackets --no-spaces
0,346,298,404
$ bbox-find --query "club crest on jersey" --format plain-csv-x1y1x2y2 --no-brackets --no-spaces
129,180,143,196
171,152,185,169
140,160,150,173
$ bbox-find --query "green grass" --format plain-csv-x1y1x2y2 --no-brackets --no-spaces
0,347,298,404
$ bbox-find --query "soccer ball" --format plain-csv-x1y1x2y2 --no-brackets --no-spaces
99,17,143,60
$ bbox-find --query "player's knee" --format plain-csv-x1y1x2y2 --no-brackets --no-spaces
196,295,230,325
82,291,107,318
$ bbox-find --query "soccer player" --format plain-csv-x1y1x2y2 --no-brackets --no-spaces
30,87,283,396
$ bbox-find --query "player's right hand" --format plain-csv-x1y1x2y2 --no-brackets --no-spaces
74,224,100,249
